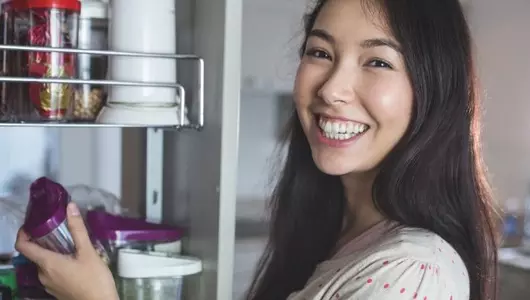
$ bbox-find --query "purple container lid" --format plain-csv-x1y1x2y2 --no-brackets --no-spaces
22,177,70,239
86,210,183,243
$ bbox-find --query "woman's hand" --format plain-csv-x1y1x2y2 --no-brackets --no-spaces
15,203,119,300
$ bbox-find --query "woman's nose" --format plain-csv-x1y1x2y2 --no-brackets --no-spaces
317,68,357,105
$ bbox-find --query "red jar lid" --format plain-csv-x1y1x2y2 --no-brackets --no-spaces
5,0,26,11
13,0,80,11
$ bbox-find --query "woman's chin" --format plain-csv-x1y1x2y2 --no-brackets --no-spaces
313,157,376,176
313,159,372,177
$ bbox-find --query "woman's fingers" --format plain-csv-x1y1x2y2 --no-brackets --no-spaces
14,207,119,300
65,203,94,258
14,229,59,267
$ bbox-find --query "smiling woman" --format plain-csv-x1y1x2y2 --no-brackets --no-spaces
246,0,499,299
295,13,412,176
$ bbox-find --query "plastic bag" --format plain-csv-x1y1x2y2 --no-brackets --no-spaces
0,194,28,256
66,184,124,216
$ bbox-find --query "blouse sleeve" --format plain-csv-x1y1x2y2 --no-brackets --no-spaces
325,256,469,300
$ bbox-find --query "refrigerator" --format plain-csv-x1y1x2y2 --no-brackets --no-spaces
1,0,243,299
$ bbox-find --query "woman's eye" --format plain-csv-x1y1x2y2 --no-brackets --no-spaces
305,49,332,60
366,59,392,69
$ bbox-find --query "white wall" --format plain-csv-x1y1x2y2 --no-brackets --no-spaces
0,127,55,196
58,128,123,198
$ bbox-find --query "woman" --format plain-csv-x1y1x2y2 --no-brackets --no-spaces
246,0,498,299
15,0,498,299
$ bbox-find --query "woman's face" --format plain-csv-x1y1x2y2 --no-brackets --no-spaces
294,0,413,176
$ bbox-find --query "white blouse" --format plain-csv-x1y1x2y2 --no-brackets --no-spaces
288,221,470,300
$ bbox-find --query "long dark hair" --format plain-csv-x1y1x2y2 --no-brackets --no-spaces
246,0,499,299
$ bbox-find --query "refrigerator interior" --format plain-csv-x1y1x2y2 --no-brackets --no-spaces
0,0,243,299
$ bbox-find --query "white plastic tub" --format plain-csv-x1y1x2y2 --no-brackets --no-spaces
116,249,202,300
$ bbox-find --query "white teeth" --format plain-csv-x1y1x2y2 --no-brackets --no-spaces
325,122,332,132
318,117,368,140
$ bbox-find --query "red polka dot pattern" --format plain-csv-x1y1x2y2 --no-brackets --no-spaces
287,231,468,300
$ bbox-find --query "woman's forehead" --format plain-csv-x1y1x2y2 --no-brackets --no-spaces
311,0,394,48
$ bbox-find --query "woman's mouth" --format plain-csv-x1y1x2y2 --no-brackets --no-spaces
316,115,370,146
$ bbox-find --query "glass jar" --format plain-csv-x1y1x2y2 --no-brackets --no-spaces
0,0,14,120
74,0,107,121
118,277,183,300
8,0,80,122
1,0,30,122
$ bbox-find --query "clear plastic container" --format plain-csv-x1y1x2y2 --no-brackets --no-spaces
119,277,183,300
22,177,75,254
117,249,202,300
74,0,108,120
7,0,80,122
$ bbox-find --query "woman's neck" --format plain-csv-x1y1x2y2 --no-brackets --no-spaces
336,171,386,249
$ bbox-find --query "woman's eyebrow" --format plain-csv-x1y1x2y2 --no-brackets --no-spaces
308,28,401,54
308,28,336,45
360,38,401,53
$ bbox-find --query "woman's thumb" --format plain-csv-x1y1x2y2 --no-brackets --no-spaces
66,202,93,256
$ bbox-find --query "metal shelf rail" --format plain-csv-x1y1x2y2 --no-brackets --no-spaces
0,44,206,223
0,44,205,130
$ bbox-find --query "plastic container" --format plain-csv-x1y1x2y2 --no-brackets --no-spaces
97,0,180,126
502,197,523,248
7,0,80,122
0,195,26,256
117,249,202,300
22,177,75,254
74,0,108,120
86,210,183,266
12,256,40,289
0,265,16,299
12,255,54,300
21,178,111,264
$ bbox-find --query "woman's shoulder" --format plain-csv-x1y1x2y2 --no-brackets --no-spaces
360,226,470,285
376,225,467,267
293,226,470,300
337,226,469,299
